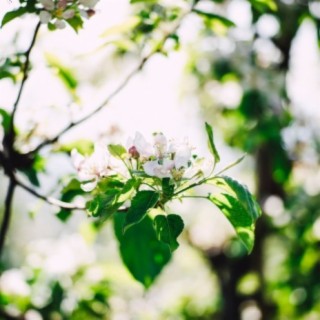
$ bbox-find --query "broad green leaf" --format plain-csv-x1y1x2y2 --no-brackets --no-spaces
114,213,171,288
108,144,127,159
214,176,261,220
123,190,159,232
193,9,236,28
209,176,261,253
154,214,184,252
1,7,27,28
205,122,220,163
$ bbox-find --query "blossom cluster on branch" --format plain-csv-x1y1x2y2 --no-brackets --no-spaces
38,0,99,29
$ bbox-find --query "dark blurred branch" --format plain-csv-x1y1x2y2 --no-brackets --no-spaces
6,21,41,149
27,9,193,155
0,179,16,260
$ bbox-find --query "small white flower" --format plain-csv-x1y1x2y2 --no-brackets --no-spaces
79,0,99,9
54,19,66,29
39,0,55,11
143,159,174,178
39,10,52,23
62,9,75,20
153,132,167,157
71,143,110,191
174,145,192,169
127,132,154,159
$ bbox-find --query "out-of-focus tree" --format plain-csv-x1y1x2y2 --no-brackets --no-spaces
184,0,320,319
0,0,264,319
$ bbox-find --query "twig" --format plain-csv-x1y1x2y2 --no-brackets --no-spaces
27,9,192,155
8,21,41,142
0,179,16,259
13,176,86,210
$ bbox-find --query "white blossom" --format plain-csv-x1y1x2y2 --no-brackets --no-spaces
39,0,55,11
127,132,154,158
153,132,167,157
54,19,66,29
143,159,174,178
79,0,99,9
39,10,52,23
62,9,75,20
71,143,110,191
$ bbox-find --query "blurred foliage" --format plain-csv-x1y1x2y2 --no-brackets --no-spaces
1,0,320,319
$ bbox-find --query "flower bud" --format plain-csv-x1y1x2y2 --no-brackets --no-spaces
129,146,139,159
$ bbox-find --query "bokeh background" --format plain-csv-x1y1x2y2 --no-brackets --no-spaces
1,0,320,319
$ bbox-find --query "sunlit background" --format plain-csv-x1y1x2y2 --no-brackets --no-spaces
1,0,320,319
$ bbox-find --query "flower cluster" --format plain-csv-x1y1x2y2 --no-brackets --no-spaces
38,0,99,29
71,132,213,192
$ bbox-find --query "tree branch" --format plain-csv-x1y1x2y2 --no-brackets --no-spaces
8,21,41,144
0,179,16,259
13,175,86,210
27,10,192,155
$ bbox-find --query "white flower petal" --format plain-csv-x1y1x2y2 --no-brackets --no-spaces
62,9,75,19
39,0,55,11
39,10,52,23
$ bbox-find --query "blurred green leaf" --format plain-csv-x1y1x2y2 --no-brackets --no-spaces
114,212,171,288
205,122,220,163
154,214,184,252
249,0,277,12
1,7,27,28
0,108,11,133
108,144,127,159
46,54,79,100
55,140,94,155
66,15,84,33
193,9,236,28
123,190,159,232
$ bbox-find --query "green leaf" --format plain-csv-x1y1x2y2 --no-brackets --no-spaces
114,213,171,288
123,190,159,232
56,179,85,222
46,54,79,100
108,144,127,159
86,189,122,219
162,178,174,201
205,122,220,163
55,140,94,155
0,108,11,133
66,15,84,33
193,9,236,28
249,0,277,12
154,214,184,252
209,176,261,253
1,7,27,28
214,176,261,220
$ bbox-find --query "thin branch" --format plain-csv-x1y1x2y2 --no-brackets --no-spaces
0,179,16,259
8,21,41,141
27,10,192,155
13,176,86,210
